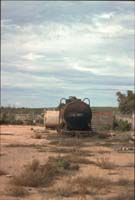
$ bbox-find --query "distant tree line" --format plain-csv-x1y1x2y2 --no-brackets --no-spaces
0,107,44,125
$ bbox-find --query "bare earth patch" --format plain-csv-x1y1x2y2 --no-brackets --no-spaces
0,125,134,200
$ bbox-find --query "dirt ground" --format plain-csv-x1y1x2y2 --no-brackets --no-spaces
0,125,134,200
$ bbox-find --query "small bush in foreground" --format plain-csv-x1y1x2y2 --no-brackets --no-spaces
12,159,59,187
56,158,70,169
50,175,112,198
11,157,79,187
113,119,131,131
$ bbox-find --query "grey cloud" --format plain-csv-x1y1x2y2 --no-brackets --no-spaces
2,1,134,25
1,1,134,107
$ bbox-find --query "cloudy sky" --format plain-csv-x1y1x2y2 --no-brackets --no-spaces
1,1,134,107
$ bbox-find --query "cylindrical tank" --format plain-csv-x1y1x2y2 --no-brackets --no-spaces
44,110,59,129
60,98,92,131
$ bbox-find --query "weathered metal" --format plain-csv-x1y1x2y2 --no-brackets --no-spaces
44,96,93,135
58,96,92,134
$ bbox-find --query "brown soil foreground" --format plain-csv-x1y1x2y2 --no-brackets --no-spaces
0,125,134,200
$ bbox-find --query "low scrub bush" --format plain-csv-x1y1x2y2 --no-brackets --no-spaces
113,119,131,131
48,156,79,170
0,119,23,125
100,124,112,131
12,159,59,187
11,120,24,125
50,175,112,198
52,175,106,198
56,158,70,169
12,156,79,187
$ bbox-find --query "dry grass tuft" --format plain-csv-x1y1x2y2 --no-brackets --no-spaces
12,159,59,187
52,175,112,198
73,175,112,190
96,157,117,169
50,177,90,198
7,186,29,197
11,156,79,188
55,179,75,197
27,159,40,171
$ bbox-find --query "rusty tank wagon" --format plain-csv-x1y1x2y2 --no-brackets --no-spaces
44,96,93,135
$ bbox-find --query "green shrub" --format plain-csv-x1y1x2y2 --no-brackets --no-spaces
12,120,23,125
100,124,112,131
57,158,70,170
113,119,131,131
0,119,10,125
0,119,23,125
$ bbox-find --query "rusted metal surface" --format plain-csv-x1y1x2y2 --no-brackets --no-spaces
58,97,92,133
62,100,92,130
44,97,93,135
